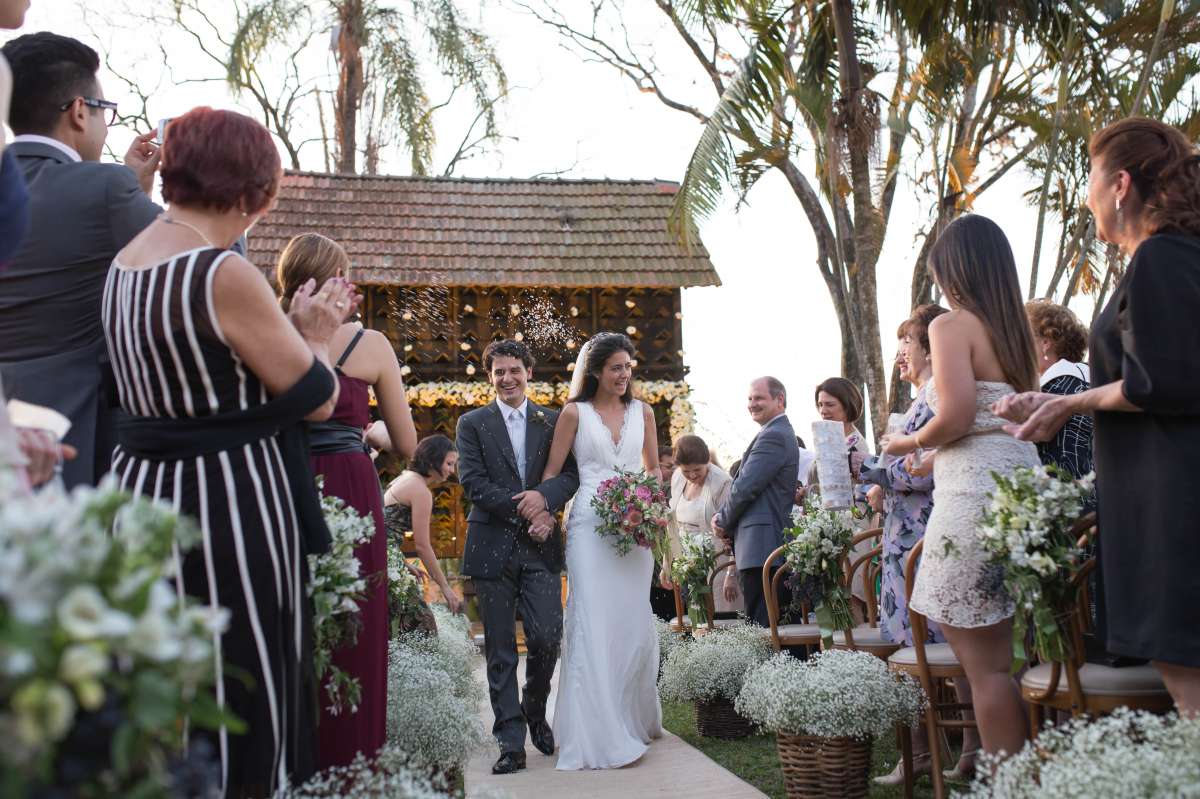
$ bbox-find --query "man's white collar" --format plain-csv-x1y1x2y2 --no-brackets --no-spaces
1040,359,1089,387
11,134,82,162
497,397,528,419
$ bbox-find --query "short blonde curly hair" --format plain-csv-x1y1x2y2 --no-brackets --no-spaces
1025,299,1088,363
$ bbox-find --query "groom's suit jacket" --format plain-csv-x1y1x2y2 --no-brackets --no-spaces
715,413,800,571
457,399,580,579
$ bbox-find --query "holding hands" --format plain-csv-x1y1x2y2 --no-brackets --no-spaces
993,391,1072,443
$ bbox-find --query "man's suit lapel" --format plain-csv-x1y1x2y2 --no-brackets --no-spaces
524,401,549,489
484,402,522,480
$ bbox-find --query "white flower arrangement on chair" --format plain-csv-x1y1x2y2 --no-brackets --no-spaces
659,623,774,706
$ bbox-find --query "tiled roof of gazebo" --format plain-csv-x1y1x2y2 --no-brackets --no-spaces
248,172,721,288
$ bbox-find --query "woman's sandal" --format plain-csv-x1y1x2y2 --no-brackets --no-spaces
873,752,932,786
943,748,981,781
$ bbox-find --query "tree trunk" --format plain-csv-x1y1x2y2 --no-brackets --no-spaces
1029,17,1075,298
334,1,366,174
1131,0,1176,116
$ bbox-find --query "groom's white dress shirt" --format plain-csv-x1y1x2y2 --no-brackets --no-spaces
498,397,528,484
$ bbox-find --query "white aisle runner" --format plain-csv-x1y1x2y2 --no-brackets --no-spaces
464,655,768,798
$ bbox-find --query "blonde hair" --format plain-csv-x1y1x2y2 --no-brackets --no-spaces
275,233,349,311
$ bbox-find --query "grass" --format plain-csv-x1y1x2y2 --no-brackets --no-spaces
662,701,973,799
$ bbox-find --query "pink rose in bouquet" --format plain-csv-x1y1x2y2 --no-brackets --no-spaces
589,468,670,557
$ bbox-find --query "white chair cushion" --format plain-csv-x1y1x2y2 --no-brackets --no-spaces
1022,662,1170,698
888,643,960,668
832,625,899,648
774,623,821,640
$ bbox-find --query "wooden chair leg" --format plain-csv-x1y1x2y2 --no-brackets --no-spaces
924,701,946,799
1028,702,1041,737
899,723,914,799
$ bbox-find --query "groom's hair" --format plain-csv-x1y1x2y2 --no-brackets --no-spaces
483,339,535,372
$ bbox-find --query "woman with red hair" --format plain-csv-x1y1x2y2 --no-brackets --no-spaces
103,107,354,796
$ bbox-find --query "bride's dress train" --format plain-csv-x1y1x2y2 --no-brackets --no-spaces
553,399,663,770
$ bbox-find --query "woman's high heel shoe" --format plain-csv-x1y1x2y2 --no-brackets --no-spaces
943,748,981,781
873,752,932,786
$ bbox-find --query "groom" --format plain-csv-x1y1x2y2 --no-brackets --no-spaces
457,339,579,775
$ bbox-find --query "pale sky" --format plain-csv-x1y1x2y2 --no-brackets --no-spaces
14,0,1091,464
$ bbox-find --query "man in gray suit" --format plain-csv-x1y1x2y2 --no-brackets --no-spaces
713,376,801,627
456,340,579,775
0,33,163,488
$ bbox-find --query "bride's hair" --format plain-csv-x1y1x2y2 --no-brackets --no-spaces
569,332,636,404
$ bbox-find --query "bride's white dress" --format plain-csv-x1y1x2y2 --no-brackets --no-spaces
553,399,663,770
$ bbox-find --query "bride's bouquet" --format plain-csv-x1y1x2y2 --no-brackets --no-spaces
590,469,670,557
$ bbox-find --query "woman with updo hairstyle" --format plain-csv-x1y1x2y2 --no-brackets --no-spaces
1024,299,1094,480
105,107,354,793
661,434,740,615
384,434,461,614
276,232,417,769
999,117,1200,713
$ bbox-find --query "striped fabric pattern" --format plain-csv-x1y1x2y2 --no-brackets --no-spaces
102,247,310,797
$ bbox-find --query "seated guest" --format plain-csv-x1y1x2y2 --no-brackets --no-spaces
104,107,351,795
384,435,463,614
1025,299,1095,480
712,377,800,627
275,232,417,769
664,434,741,615
0,33,163,488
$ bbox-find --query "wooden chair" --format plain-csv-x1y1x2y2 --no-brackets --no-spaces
886,538,975,799
668,547,738,634
829,527,902,660
763,543,822,654
1021,514,1173,731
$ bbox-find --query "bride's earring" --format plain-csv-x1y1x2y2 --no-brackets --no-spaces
1116,197,1124,229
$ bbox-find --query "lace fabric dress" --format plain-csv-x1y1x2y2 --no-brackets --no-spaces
909,381,1039,629
553,399,663,770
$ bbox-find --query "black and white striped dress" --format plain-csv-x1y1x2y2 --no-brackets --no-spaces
102,247,316,797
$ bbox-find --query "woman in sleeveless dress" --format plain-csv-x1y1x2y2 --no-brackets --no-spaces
540,332,664,770
104,108,354,797
275,233,418,769
886,214,1040,759
383,434,462,612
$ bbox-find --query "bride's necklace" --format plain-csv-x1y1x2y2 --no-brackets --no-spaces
161,214,216,247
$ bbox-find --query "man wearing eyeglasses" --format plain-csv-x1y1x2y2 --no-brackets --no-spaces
0,32,162,489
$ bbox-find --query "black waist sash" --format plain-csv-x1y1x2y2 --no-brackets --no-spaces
308,420,369,456
116,360,336,555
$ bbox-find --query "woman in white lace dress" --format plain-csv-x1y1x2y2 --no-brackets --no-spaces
886,214,1040,759
540,332,664,770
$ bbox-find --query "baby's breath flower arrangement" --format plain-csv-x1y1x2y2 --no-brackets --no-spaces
660,623,772,739
655,617,684,671
0,481,234,796
736,650,924,739
385,628,487,777
670,533,719,625
781,500,855,644
308,488,373,716
964,708,1200,798
979,465,1095,670
285,750,450,799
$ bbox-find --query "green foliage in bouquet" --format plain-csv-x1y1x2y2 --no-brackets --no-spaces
670,533,718,625
590,469,671,557
979,465,1094,672
781,499,855,645
309,487,372,716
386,542,432,639
0,482,238,797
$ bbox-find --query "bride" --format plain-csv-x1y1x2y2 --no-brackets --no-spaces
539,331,664,769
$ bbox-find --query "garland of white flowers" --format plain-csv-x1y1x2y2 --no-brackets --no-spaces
394,380,696,442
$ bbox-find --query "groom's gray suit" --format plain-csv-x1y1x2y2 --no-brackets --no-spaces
457,398,578,754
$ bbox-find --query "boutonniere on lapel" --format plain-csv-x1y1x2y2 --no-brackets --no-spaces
532,409,548,425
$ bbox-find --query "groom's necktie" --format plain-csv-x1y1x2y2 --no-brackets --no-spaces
506,408,527,484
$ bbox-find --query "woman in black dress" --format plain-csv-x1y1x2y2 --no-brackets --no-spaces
999,117,1200,714
104,107,357,796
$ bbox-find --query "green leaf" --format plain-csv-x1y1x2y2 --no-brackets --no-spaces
131,671,179,730
111,722,138,777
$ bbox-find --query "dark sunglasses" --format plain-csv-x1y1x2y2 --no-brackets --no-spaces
58,96,119,126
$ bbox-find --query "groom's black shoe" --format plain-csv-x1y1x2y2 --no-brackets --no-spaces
527,716,555,756
492,751,526,774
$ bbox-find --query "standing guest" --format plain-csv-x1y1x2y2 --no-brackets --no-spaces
664,434,740,615
657,445,676,489
0,33,162,489
383,434,462,613
1024,299,1094,480
867,304,982,784
275,232,418,769
103,107,353,796
1000,118,1200,715
887,213,1040,759
712,377,800,627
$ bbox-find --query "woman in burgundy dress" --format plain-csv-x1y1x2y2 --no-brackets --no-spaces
276,233,418,768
